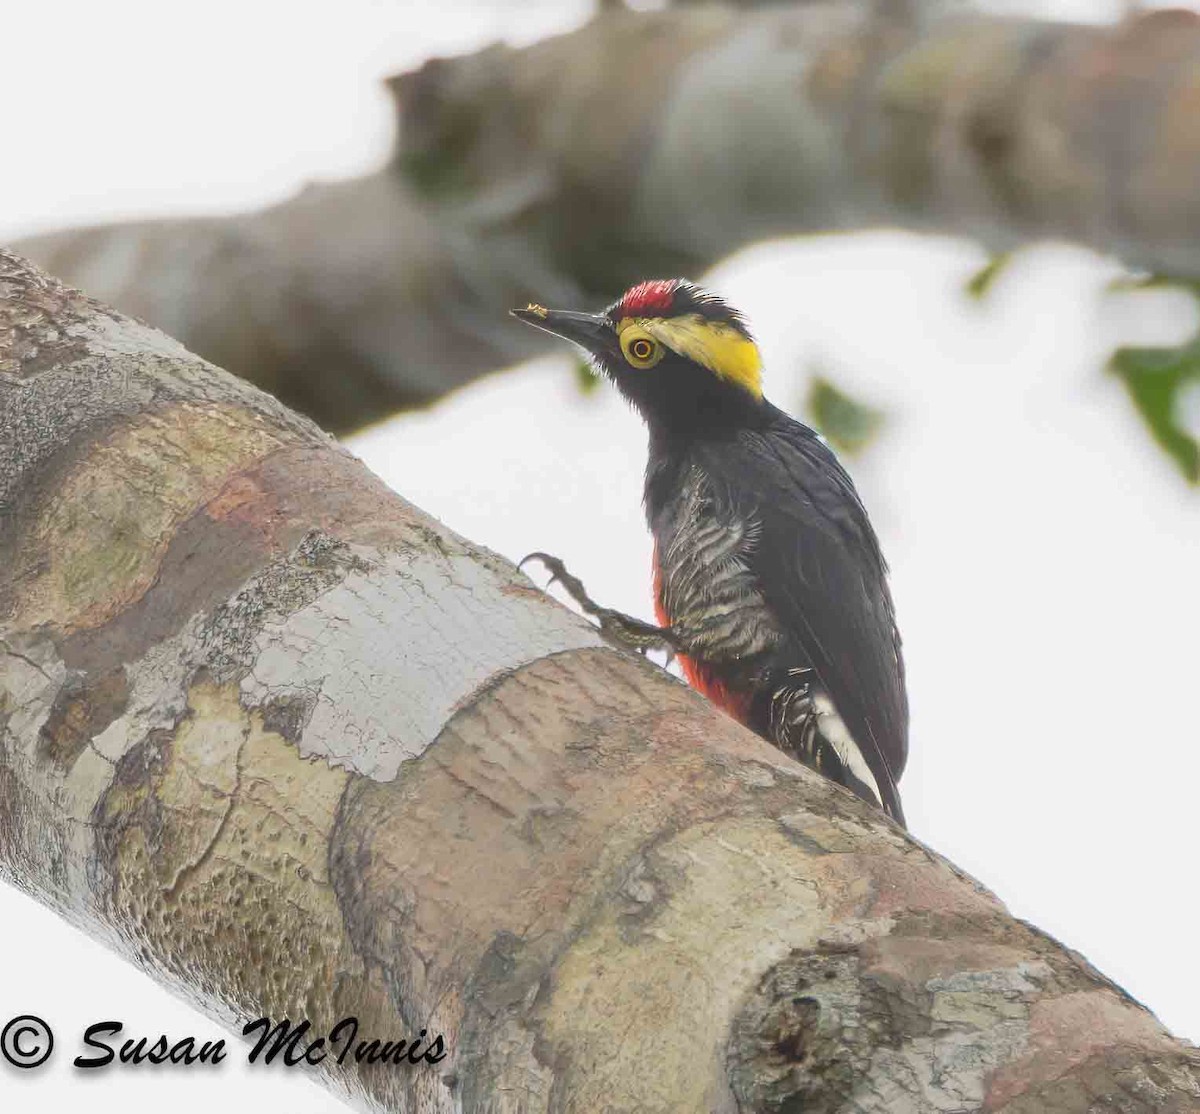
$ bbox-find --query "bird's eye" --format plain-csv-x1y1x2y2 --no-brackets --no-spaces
621,330,663,368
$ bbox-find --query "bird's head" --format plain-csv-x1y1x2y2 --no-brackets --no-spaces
512,279,765,435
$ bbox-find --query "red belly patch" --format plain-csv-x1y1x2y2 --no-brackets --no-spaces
653,547,752,723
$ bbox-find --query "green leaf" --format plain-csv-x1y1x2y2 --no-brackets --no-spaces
1105,272,1200,297
965,251,1013,300
1109,339,1200,483
804,375,885,456
573,356,602,395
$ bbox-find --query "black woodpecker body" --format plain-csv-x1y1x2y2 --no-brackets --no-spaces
512,279,908,826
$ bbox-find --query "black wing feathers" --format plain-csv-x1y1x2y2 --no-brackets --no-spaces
695,408,908,808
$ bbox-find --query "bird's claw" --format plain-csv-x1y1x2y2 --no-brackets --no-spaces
520,550,678,660
520,552,603,616
520,552,562,589
518,551,555,576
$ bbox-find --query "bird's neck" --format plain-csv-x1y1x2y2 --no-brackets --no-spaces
642,397,776,523
642,389,770,454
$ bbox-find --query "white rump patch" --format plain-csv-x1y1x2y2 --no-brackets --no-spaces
813,693,882,807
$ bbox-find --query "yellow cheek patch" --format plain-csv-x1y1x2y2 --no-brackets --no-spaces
617,315,763,398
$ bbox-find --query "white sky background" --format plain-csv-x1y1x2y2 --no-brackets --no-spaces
1,1,1197,1111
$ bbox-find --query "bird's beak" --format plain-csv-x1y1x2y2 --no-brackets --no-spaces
510,305,612,356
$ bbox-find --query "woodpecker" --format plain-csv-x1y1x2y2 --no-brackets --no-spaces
512,279,908,826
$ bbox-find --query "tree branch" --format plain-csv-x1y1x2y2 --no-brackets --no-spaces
16,4,1200,432
1,251,1197,1110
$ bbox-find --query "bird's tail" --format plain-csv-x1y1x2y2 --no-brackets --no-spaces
764,677,906,827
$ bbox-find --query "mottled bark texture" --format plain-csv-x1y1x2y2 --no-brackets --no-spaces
1,249,1197,1112
18,4,1200,432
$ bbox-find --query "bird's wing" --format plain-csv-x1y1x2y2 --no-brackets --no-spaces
703,416,908,805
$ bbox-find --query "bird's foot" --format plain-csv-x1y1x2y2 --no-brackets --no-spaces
520,552,678,661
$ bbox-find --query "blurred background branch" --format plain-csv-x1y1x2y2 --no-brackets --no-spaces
17,2,1200,441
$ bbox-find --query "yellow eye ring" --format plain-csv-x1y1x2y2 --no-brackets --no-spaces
621,329,663,368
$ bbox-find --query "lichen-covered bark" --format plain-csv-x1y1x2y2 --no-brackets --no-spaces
19,4,1200,432
1,248,1197,1112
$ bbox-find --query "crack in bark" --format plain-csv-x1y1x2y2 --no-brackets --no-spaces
162,728,247,900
